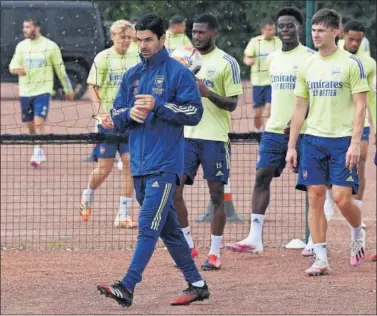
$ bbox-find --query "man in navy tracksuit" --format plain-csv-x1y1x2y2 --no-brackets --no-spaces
97,13,210,307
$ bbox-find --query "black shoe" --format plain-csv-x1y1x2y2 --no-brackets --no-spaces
170,282,210,305
97,281,133,307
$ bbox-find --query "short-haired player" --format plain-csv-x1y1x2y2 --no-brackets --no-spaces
225,7,314,254
165,15,193,54
286,9,369,275
9,18,74,167
244,19,282,133
302,20,376,256
173,13,243,271
96,13,209,307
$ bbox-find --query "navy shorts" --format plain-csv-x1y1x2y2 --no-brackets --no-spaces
256,132,303,177
183,138,231,185
297,135,359,194
93,124,129,160
361,126,370,142
253,85,271,108
20,93,50,122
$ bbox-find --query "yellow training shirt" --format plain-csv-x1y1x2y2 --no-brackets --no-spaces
295,49,369,138
9,36,73,97
184,47,243,142
87,46,140,115
266,44,315,134
165,31,192,55
244,35,282,86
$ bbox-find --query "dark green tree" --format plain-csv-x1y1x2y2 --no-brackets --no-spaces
96,0,376,79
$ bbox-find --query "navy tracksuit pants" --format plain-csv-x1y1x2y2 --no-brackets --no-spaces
121,172,203,292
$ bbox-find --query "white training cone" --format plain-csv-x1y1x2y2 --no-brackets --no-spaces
284,239,307,249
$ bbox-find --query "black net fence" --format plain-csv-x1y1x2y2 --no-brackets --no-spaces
0,132,306,250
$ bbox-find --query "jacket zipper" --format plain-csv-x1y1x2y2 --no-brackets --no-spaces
140,62,150,172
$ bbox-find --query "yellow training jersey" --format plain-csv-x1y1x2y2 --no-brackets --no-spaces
295,48,369,138
338,37,371,56
9,36,73,97
244,35,282,86
266,44,315,134
355,51,376,127
184,47,243,142
165,31,192,55
87,46,140,115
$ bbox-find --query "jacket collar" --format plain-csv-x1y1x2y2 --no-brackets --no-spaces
140,47,169,67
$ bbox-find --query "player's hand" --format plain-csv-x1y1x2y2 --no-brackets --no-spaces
346,142,360,169
134,94,155,113
14,67,26,76
101,115,114,129
195,77,211,98
65,93,74,101
130,107,148,124
283,120,291,135
285,147,297,172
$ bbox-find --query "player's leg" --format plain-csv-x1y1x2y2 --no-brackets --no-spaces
198,140,230,270
173,139,200,256
200,180,225,270
26,121,36,134
107,172,207,307
114,146,137,228
30,94,50,167
353,127,369,222
306,185,330,273
329,137,365,266
301,134,331,256
21,96,38,166
83,123,98,162
296,135,331,276
226,132,287,254
253,86,265,133
159,193,209,305
323,127,370,224
372,151,377,262
80,148,115,221
97,175,145,307
20,97,36,166
333,185,365,266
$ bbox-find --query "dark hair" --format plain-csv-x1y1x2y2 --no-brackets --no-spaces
311,8,340,28
344,20,365,34
260,19,275,28
276,7,304,25
24,18,40,27
169,15,185,26
341,16,352,26
193,13,218,30
135,13,165,39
